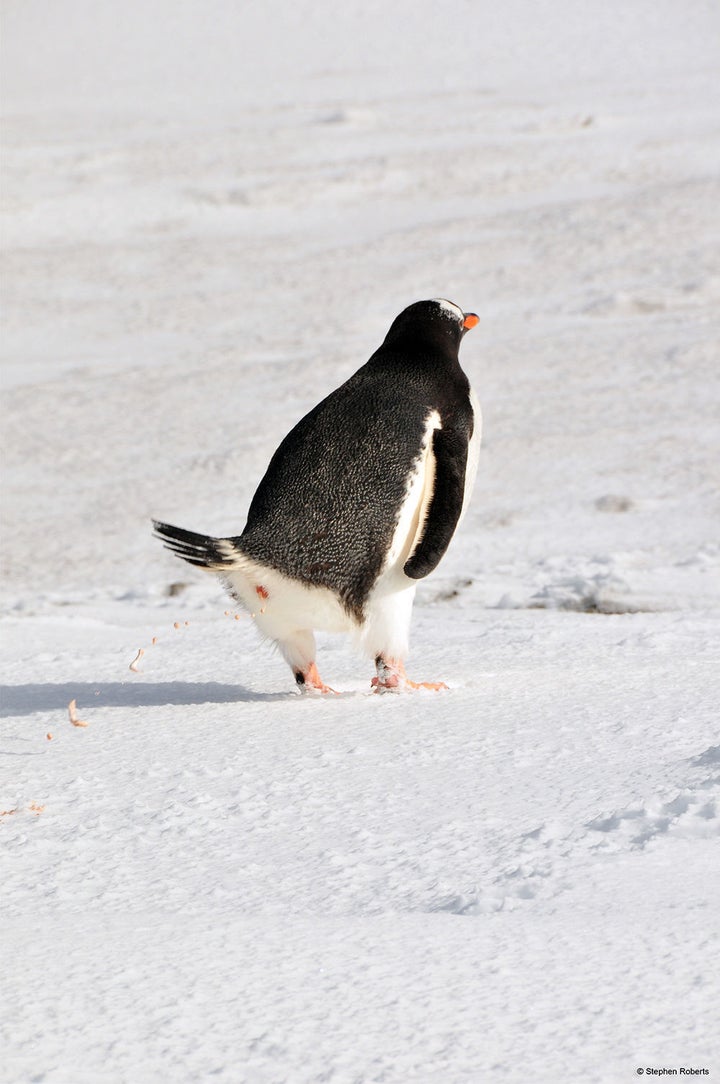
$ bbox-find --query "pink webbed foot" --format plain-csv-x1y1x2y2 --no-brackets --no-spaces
371,657,449,693
294,662,337,695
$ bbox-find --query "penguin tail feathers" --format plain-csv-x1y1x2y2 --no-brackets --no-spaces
152,520,243,570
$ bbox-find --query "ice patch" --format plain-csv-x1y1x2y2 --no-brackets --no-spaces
587,789,719,848
529,564,635,613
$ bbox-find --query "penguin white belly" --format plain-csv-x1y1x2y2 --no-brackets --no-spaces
460,384,482,525
356,409,439,660
395,411,440,568
221,557,355,642
376,389,480,586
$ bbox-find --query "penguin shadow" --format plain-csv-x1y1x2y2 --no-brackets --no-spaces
0,680,289,722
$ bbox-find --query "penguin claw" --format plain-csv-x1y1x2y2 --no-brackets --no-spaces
372,658,448,693
407,679,449,692
303,682,338,696
371,677,448,693
295,663,338,695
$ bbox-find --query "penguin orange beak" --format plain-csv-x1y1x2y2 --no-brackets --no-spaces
463,313,479,330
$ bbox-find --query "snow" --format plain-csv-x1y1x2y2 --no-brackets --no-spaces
2,1,720,1081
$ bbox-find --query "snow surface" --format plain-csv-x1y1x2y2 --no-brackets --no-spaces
2,1,720,1081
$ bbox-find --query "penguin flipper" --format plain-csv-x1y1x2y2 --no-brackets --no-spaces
403,427,468,580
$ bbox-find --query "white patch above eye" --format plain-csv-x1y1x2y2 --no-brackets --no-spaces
432,298,464,321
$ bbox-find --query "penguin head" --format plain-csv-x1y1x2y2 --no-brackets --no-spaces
382,299,479,358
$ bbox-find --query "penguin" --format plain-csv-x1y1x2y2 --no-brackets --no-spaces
153,298,481,693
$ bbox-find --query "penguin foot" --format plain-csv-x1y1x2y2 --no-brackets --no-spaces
372,657,448,693
295,662,337,695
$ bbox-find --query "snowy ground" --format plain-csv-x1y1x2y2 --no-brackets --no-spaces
2,2,720,1082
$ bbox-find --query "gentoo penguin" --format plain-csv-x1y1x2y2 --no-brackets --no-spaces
154,298,480,692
